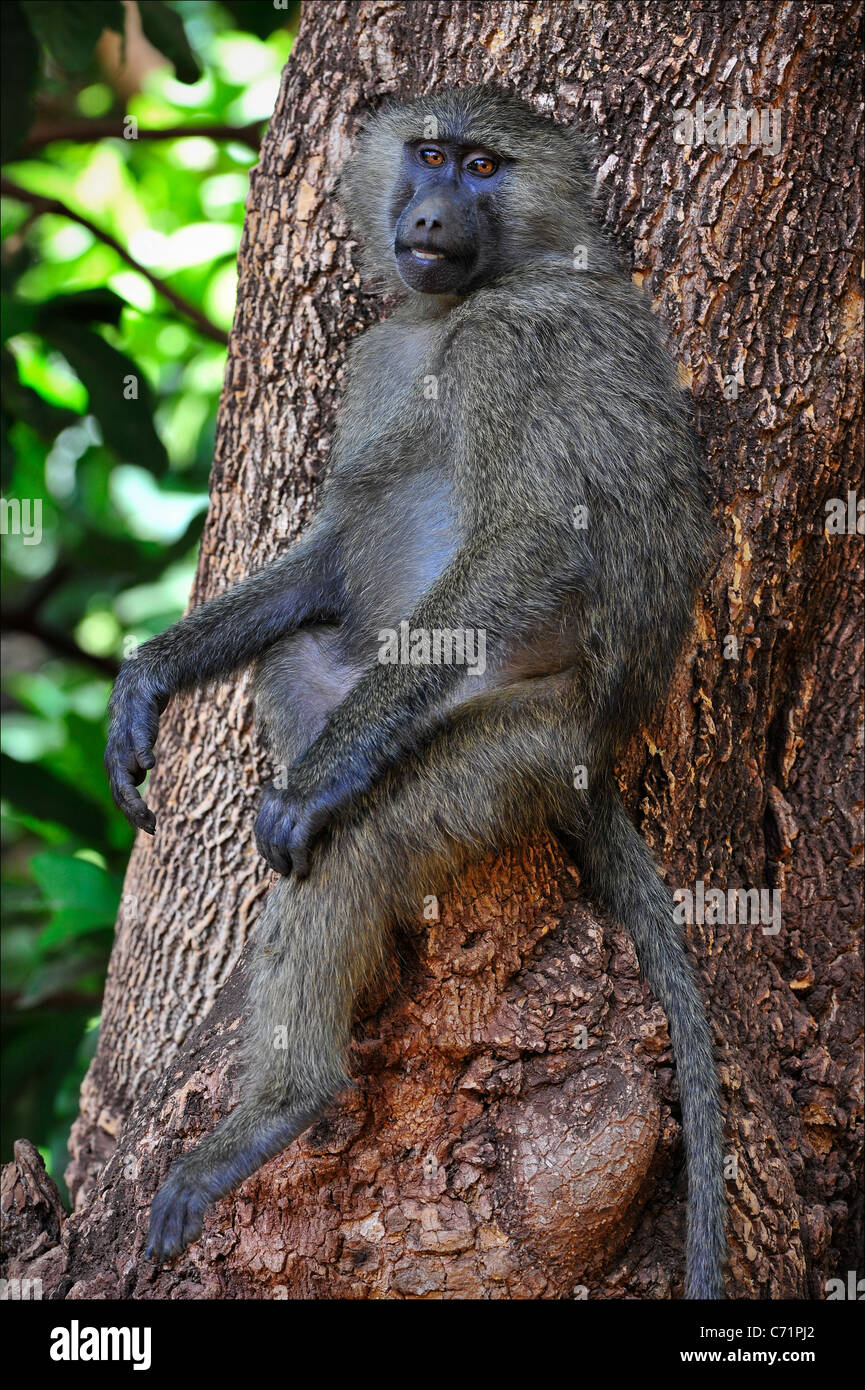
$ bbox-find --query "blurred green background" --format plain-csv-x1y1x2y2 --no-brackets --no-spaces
1,0,298,1199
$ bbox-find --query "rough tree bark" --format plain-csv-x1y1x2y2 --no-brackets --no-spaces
3,0,861,1300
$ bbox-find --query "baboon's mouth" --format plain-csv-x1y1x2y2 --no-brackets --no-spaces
396,239,457,264
394,239,473,291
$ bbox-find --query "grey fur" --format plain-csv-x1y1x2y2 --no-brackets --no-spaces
105,84,725,1297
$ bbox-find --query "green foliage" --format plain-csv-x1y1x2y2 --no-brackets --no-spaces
1,0,296,1199
21,3,125,73
137,1,201,85
0,5,40,162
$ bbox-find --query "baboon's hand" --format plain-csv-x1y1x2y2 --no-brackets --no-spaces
105,664,168,834
254,780,338,879
147,1161,210,1261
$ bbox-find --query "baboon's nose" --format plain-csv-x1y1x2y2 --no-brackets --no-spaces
412,196,448,231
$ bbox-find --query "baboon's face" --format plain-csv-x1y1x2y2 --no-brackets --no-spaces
388,139,510,295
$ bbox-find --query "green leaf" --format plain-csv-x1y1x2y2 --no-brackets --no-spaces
1,349,80,449
35,907,117,949
0,3,40,161
30,851,121,947
0,753,110,839
37,323,168,475
0,293,37,343
137,1,200,84
20,1,125,72
53,713,117,813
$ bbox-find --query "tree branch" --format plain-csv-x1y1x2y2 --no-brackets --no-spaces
21,119,263,154
0,178,229,346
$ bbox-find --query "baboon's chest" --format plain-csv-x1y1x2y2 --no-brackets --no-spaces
340,469,458,648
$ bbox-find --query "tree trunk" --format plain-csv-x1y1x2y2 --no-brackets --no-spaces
5,0,861,1300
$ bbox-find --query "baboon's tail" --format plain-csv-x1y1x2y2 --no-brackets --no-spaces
570,783,726,1299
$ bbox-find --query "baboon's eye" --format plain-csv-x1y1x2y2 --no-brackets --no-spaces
465,154,497,176
419,147,445,166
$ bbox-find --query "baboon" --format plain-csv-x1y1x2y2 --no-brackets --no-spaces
106,85,725,1297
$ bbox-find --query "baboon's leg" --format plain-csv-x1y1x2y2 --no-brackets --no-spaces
146,695,580,1259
